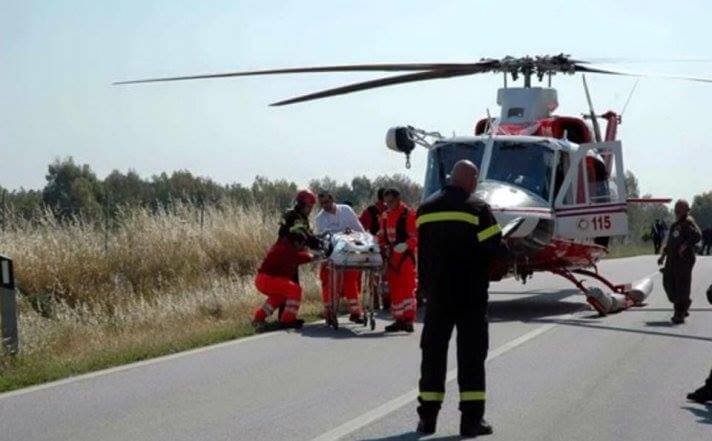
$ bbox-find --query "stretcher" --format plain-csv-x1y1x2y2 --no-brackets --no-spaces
320,231,384,330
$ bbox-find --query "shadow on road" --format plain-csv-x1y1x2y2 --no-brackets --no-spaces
298,318,414,340
645,321,676,327
681,403,712,425
532,318,712,343
489,289,584,323
357,431,461,441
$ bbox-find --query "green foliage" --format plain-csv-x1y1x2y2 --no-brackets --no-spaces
309,173,422,208
42,157,103,220
2,158,424,222
624,170,672,244
691,191,712,229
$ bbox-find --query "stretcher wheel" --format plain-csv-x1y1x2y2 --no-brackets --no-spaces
370,311,375,331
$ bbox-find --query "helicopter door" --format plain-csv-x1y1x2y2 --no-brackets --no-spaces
553,141,628,239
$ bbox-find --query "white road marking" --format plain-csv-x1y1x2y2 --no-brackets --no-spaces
310,322,561,441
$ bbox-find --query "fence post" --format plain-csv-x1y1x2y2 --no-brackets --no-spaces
0,254,18,355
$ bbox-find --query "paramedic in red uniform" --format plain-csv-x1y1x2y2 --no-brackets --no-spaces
252,226,317,331
359,187,388,309
359,188,386,235
315,191,365,324
379,188,418,333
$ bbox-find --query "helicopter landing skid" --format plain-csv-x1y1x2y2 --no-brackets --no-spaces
550,268,639,316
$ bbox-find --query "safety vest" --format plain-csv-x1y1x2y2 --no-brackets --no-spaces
382,206,415,269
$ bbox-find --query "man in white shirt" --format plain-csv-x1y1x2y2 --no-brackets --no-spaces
315,191,365,324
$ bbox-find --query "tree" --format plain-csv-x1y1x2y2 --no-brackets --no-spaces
691,191,712,229
104,169,151,209
251,176,297,211
373,174,423,207
42,157,103,219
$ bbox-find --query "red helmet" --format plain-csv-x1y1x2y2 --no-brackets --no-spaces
295,189,316,206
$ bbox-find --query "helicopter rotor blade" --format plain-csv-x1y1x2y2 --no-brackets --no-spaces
270,68,488,106
574,63,712,83
113,62,493,85
580,57,712,64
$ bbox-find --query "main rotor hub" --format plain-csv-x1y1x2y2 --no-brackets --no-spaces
483,54,579,86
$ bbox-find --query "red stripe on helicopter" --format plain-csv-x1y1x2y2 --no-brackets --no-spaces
491,207,552,214
555,202,627,212
556,208,627,218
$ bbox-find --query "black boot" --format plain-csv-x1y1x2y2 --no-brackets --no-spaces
460,416,493,438
416,418,436,435
384,321,401,332
278,319,304,330
687,385,712,403
402,321,414,333
416,404,438,435
349,313,365,324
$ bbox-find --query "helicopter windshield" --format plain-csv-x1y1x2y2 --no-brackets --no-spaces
424,141,485,197
486,141,555,200
423,139,555,201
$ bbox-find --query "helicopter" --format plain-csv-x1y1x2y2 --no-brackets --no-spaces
116,54,710,315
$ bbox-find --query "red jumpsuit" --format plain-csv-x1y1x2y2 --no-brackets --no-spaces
320,265,361,315
379,202,418,323
253,238,312,324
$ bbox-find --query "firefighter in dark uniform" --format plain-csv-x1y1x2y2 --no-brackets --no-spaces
275,190,320,319
658,199,702,324
687,284,712,403
416,160,506,437
278,190,321,252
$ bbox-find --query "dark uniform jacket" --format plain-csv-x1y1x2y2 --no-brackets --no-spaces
278,209,320,250
664,216,701,269
416,185,505,309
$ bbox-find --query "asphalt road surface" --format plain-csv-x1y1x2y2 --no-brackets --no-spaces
2,256,711,441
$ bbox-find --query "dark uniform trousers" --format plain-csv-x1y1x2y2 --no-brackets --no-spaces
419,297,489,418
662,217,701,317
416,185,504,422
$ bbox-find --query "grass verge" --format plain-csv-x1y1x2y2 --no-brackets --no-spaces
0,270,324,393
605,243,655,259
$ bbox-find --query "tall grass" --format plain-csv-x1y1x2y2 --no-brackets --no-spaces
0,203,323,391
2,203,276,305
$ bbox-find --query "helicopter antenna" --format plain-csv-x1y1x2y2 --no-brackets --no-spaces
582,75,603,142
620,78,640,117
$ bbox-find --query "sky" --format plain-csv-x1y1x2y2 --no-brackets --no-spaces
2,0,712,202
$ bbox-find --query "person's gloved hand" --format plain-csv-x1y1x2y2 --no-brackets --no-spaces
657,255,665,266
393,242,408,253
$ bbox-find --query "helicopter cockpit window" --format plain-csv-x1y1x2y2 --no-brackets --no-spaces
424,141,485,197
507,108,525,118
486,141,555,201
586,156,619,203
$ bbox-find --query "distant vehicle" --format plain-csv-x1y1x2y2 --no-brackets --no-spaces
116,54,705,315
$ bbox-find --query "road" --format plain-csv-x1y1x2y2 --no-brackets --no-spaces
1,256,711,440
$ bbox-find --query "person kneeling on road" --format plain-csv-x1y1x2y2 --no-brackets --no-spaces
252,226,320,331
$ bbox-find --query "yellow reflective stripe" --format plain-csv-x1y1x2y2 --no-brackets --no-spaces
460,391,486,401
416,211,479,227
419,391,445,402
477,224,502,242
